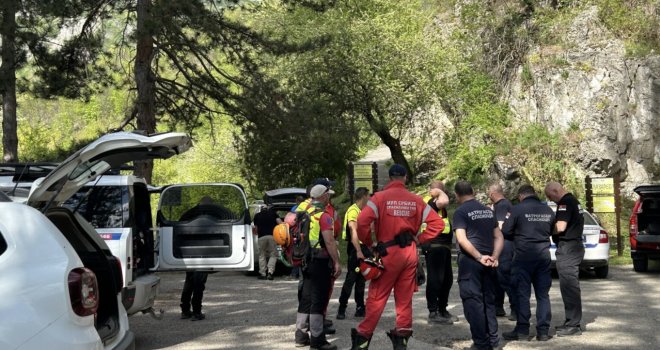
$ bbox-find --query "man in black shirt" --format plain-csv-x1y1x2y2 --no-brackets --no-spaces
502,185,555,342
544,181,584,337
422,180,457,325
253,205,282,280
487,183,517,321
454,181,503,350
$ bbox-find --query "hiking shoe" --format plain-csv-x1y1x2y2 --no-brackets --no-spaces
354,306,365,318
295,329,310,347
429,311,453,325
502,330,528,341
556,326,582,337
496,306,506,317
336,307,346,320
267,273,274,280
440,309,458,322
536,334,552,341
191,313,205,321
258,274,267,280
180,311,192,320
310,340,337,350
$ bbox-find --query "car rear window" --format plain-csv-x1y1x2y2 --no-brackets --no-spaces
62,186,129,228
582,212,598,226
160,185,247,222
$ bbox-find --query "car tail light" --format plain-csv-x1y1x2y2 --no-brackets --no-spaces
599,229,609,243
630,200,641,250
68,267,99,317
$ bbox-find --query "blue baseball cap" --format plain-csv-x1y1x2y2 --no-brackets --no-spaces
388,164,407,177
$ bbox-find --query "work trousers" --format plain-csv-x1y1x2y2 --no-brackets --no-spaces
556,241,584,328
297,258,332,338
495,240,517,314
513,258,552,335
338,243,369,309
424,245,453,313
180,271,209,314
258,235,278,276
458,254,499,350
357,244,417,337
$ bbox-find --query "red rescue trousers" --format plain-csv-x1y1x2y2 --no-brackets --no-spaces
357,244,418,337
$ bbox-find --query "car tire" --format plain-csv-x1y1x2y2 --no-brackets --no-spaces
594,265,608,278
632,257,648,272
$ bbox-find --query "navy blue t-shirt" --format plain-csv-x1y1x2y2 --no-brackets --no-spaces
493,198,512,223
502,196,555,260
453,199,498,255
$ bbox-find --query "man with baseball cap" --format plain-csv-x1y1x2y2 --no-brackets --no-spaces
351,164,444,350
295,184,341,350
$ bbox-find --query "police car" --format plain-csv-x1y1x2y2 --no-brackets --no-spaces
547,202,610,278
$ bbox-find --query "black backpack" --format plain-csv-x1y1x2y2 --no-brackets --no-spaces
290,208,321,268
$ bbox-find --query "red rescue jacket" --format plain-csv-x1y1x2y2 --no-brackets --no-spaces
357,180,444,247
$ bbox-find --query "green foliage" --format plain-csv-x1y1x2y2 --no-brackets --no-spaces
598,0,660,57
522,63,534,86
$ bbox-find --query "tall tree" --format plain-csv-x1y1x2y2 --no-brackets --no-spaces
1,0,18,162
1,0,108,162
247,0,450,182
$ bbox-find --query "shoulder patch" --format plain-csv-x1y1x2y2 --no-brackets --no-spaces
557,205,567,211
505,212,511,219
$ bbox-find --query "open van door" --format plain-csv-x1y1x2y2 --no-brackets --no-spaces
156,183,254,271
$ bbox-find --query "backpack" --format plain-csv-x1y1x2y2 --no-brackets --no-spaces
290,208,321,268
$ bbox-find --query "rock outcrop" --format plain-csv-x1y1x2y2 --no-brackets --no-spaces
505,6,659,194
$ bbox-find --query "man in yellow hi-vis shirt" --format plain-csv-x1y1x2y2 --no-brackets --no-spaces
336,187,371,320
421,180,458,325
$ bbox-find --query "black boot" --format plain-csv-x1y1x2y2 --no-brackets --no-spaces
336,305,347,320
386,329,412,350
351,328,371,350
310,335,337,350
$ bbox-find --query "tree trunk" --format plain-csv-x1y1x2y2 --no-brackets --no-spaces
134,0,157,183
1,0,18,163
362,110,414,183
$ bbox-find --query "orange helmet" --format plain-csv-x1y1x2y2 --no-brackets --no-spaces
272,223,291,247
357,257,384,280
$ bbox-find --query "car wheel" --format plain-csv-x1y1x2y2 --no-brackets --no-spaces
632,257,648,272
594,265,608,278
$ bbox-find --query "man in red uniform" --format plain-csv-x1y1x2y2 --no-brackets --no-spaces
350,164,445,350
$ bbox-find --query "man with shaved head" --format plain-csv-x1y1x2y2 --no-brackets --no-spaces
544,181,584,337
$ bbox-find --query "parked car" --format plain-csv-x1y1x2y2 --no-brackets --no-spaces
0,163,57,203
548,202,610,278
629,185,660,272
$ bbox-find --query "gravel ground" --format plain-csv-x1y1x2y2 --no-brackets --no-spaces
131,264,660,350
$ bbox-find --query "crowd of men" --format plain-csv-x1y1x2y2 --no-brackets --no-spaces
251,164,585,350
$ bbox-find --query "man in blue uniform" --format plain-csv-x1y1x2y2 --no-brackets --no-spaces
454,181,504,350
545,181,584,337
487,183,516,320
501,185,555,342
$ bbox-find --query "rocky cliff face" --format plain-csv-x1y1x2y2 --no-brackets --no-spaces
505,6,659,194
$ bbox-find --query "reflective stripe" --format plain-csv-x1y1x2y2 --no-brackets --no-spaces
422,204,432,222
366,200,379,218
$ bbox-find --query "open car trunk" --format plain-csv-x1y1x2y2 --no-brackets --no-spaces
46,207,123,344
635,186,660,241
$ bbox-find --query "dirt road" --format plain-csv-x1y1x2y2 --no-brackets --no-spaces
131,264,660,349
